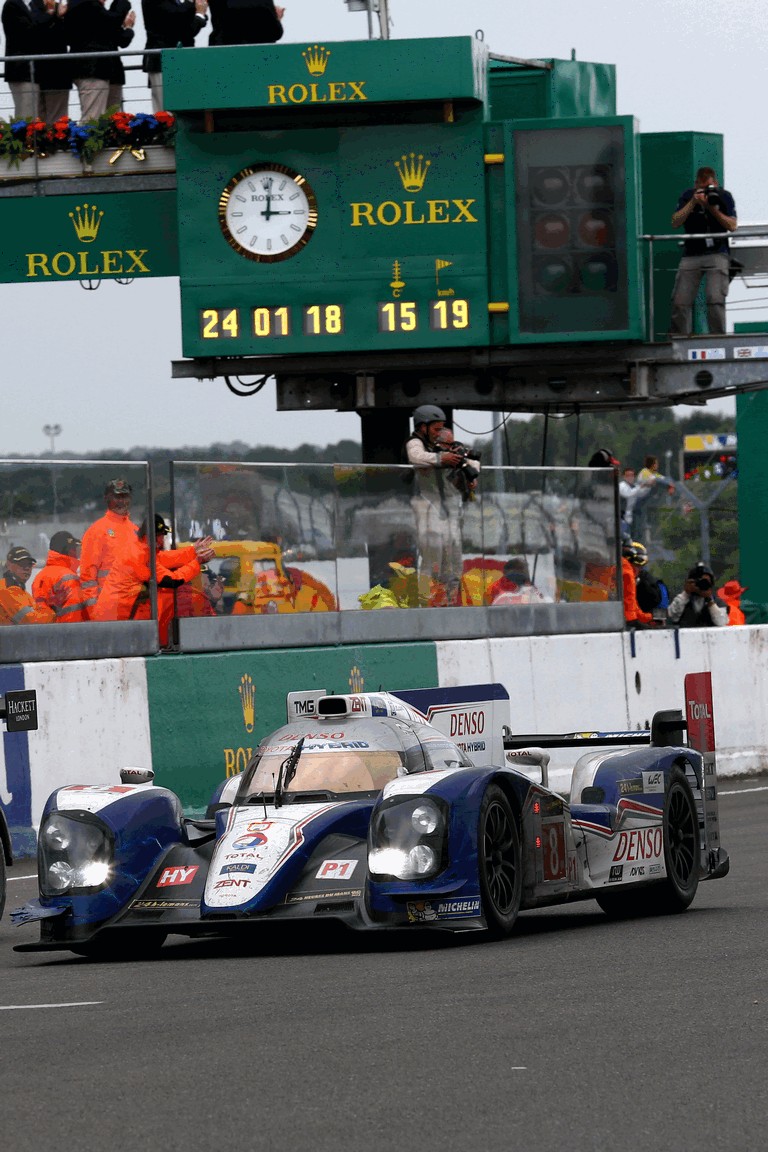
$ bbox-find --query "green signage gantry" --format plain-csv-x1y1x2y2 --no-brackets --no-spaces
165,37,643,363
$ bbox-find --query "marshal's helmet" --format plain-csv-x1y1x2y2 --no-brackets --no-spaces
622,541,648,566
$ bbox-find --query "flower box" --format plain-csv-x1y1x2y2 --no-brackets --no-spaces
0,144,176,182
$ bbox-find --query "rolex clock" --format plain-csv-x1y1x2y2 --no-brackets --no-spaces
218,164,318,262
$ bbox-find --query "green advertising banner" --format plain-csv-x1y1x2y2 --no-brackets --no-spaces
145,642,439,812
0,189,179,284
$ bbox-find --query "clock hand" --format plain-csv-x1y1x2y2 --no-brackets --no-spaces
260,178,275,221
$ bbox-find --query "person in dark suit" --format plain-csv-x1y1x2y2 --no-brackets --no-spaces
141,0,208,112
2,0,61,119
64,0,136,120
208,0,283,47
30,0,72,121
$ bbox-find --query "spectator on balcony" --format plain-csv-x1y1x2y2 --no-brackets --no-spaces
30,0,72,121
208,0,283,47
64,0,136,121
141,0,208,112
2,0,63,120
32,531,89,622
0,547,55,626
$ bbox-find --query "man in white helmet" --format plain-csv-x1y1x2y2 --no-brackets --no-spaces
404,405,465,605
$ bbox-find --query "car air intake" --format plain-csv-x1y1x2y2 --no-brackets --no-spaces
317,696,352,715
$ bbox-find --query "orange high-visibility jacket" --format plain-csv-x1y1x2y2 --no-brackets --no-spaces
79,509,139,608
32,549,90,623
0,577,56,626
622,557,653,625
91,542,201,645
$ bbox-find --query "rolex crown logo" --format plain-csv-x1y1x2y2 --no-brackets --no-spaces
69,203,104,244
302,44,330,76
394,153,431,193
239,673,255,734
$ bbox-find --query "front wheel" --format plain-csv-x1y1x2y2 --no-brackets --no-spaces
478,785,522,938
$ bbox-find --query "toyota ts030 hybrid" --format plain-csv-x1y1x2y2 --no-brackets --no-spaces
13,672,729,958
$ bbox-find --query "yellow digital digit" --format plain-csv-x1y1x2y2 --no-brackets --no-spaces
326,305,342,334
305,305,321,334
432,300,448,329
379,302,396,332
201,309,219,339
452,299,469,328
222,309,239,338
401,302,417,331
253,308,271,337
274,306,289,336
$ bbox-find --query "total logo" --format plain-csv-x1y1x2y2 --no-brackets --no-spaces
231,831,269,850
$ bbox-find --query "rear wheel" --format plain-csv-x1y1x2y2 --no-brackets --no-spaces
596,766,699,919
478,785,522,937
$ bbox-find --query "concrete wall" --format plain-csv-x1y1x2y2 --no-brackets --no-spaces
3,626,767,855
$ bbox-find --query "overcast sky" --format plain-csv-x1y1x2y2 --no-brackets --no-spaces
2,0,765,455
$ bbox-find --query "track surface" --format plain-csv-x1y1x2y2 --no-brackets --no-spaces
2,780,766,1152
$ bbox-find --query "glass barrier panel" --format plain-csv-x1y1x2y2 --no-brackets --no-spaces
0,460,152,632
171,462,340,619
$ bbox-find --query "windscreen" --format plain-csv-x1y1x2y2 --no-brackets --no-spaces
238,744,406,799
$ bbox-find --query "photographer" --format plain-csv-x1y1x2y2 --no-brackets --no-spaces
670,166,737,337
667,562,728,628
404,405,466,605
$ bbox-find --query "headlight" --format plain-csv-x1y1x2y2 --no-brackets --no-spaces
39,813,113,897
369,796,447,880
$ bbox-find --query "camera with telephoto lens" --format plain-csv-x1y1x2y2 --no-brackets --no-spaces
696,576,713,592
702,184,722,207
446,442,480,501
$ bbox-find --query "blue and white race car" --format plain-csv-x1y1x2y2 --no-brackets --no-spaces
14,673,729,958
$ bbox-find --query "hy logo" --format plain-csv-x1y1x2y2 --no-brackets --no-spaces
239,673,255,733
69,203,104,244
302,44,330,76
394,153,431,193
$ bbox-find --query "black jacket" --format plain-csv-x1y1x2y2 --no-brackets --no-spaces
141,0,206,73
30,0,72,91
64,0,134,84
208,0,281,47
2,0,57,83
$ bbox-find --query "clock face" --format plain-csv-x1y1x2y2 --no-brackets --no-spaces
219,164,318,262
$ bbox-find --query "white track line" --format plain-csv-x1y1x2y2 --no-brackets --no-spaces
0,1001,104,1011
7,874,37,881
719,785,768,795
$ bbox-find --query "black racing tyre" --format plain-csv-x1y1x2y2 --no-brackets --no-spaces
0,850,6,922
70,929,168,961
478,784,522,938
596,765,699,919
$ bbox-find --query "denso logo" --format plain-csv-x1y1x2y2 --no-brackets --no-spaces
157,865,199,887
613,828,663,863
449,710,485,738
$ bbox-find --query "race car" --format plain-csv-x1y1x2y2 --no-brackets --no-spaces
13,673,729,958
